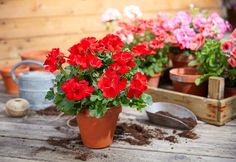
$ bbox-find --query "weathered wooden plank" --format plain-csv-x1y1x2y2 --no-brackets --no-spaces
208,77,225,100
0,15,107,39
0,136,235,162
0,156,48,162
0,33,106,60
0,118,236,158
0,58,21,69
0,0,222,19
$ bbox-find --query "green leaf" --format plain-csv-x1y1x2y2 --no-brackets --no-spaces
45,87,55,100
188,60,198,67
141,93,153,106
195,78,201,86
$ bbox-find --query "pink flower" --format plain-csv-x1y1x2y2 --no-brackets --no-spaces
230,48,236,58
172,11,192,28
190,34,205,51
228,58,236,68
230,29,236,40
192,14,207,29
174,26,196,49
222,41,234,53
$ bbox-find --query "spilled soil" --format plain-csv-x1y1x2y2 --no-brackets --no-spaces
36,106,60,116
155,111,197,129
35,122,199,161
177,130,199,139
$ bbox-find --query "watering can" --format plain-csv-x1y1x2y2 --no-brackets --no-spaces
11,60,55,110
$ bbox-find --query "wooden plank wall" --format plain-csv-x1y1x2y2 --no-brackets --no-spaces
0,0,223,68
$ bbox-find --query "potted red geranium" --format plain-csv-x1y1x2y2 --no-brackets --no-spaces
44,34,152,148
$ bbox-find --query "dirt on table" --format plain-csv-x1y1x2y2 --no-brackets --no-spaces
155,111,197,129
177,130,199,139
41,121,199,161
114,123,178,145
36,106,61,116
45,136,107,161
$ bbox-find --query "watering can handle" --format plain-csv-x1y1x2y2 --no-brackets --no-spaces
11,60,44,85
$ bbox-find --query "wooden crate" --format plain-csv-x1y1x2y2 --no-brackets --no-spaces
146,77,236,126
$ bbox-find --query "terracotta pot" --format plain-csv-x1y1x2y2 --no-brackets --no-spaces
148,73,161,88
224,87,236,98
169,67,207,96
0,65,29,94
168,53,195,68
77,106,122,149
19,50,49,71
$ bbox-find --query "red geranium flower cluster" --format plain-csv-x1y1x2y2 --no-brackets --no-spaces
97,70,127,98
108,51,136,74
61,77,94,100
127,72,147,98
44,48,65,72
131,42,156,57
68,37,102,69
98,34,124,52
45,34,151,117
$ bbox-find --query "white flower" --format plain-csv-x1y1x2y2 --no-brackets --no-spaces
101,8,121,22
119,34,134,44
124,5,142,19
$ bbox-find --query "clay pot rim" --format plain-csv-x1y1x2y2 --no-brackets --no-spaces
170,67,200,83
78,106,122,117
0,65,29,76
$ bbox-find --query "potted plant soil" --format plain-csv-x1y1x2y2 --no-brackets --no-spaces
0,65,29,94
115,18,168,88
44,34,152,149
19,50,49,71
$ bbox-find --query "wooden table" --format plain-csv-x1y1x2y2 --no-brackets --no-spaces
0,83,236,162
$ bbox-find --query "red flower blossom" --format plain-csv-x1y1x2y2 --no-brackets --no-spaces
67,37,103,69
99,34,124,53
97,70,127,98
61,77,94,100
149,39,164,49
222,41,234,53
108,51,136,74
228,58,236,68
131,43,156,57
68,37,99,55
44,48,65,72
127,72,147,99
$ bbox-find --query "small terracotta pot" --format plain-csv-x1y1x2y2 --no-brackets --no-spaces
77,106,122,149
168,53,195,68
169,67,207,96
19,50,49,71
0,65,29,94
224,87,236,98
148,73,161,88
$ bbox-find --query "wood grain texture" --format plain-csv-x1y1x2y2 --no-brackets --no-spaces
0,0,222,19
